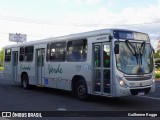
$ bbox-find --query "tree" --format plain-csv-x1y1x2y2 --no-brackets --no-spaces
0,48,4,67
154,49,160,59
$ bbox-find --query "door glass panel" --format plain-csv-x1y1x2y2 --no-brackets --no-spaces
103,43,110,93
13,52,18,66
103,69,110,93
94,69,101,92
103,44,110,68
42,49,44,66
37,49,45,85
94,45,101,67
37,50,42,66
93,43,111,94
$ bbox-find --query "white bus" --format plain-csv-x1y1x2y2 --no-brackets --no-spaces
3,29,155,100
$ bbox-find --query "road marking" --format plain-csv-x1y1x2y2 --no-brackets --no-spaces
57,108,67,111
137,96,160,100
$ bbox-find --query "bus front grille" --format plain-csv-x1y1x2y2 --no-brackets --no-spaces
125,75,152,81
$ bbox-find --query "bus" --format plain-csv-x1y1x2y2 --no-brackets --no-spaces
3,29,155,100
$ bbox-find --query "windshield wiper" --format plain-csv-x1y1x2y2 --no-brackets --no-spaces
125,40,146,75
125,40,139,64
139,41,146,65
125,40,146,65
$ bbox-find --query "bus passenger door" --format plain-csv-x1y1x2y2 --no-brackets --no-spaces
36,49,45,85
13,51,18,82
93,42,111,95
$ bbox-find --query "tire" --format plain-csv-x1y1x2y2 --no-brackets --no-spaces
21,74,30,89
75,80,88,100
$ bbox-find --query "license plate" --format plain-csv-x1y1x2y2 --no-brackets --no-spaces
138,91,145,96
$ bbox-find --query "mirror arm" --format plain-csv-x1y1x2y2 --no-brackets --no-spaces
114,39,119,54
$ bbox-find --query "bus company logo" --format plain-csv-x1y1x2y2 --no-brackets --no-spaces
20,64,31,71
48,64,63,74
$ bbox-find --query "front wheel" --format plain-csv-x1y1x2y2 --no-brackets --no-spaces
75,80,88,100
21,74,30,89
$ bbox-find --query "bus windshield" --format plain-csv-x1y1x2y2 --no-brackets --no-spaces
115,41,154,75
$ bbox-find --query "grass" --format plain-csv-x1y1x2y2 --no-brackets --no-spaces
0,67,4,71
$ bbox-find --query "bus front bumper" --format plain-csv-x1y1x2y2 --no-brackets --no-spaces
113,84,155,97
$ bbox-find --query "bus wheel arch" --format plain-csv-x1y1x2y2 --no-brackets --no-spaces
71,75,88,100
21,72,30,89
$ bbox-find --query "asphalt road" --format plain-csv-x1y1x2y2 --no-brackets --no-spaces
0,71,160,120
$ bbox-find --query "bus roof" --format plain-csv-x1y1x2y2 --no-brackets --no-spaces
4,28,147,48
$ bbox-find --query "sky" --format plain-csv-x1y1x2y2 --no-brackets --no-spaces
0,0,160,50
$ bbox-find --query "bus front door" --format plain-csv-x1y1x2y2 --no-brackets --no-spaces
13,51,18,82
36,49,45,85
93,42,111,95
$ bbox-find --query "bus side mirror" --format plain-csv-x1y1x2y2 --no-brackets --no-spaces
114,44,119,54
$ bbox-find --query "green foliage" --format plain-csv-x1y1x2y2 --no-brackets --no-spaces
155,60,160,63
0,48,4,67
0,67,4,71
155,73,160,78
154,49,160,59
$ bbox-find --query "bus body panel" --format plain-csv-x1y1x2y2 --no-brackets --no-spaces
4,62,12,81
43,62,92,91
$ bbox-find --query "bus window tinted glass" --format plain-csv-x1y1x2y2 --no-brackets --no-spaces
94,45,101,67
25,46,34,61
50,42,66,62
103,44,110,68
19,46,34,61
67,39,87,62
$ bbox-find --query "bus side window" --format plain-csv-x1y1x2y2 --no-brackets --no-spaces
67,39,87,62
19,46,34,62
25,46,34,61
50,42,66,62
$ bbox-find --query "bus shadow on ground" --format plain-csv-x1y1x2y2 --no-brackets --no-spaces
13,83,152,110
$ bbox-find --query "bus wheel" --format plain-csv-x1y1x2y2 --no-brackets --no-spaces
75,80,88,100
21,74,30,89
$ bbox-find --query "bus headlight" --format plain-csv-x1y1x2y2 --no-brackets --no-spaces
116,76,128,88
152,79,155,82
119,80,125,86
152,79,155,85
